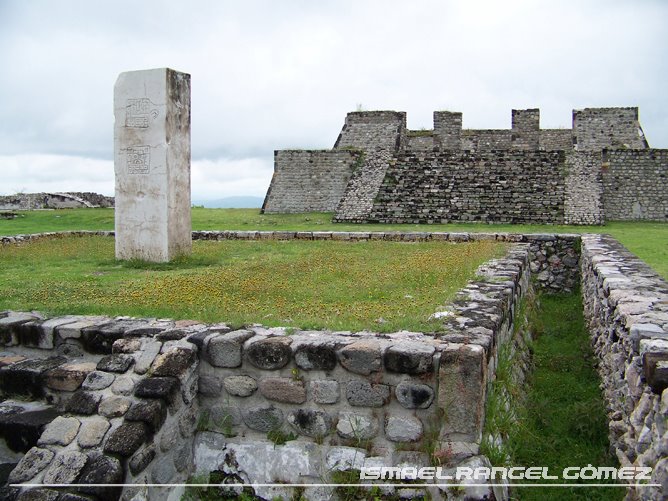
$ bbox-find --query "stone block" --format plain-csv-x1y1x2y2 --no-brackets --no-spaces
287,409,332,437
245,336,293,370
198,375,222,397
114,67,192,262
112,338,142,354
631,323,668,353
294,343,338,371
395,381,434,409
259,377,306,404
339,340,383,375
129,444,156,475
97,353,135,374
38,416,80,446
82,319,147,354
643,351,668,394
309,380,340,404
242,405,284,432
150,346,196,377
77,418,111,448
42,450,88,484
336,411,378,440
110,375,136,395
44,362,96,391
205,329,254,368
134,376,180,405
346,380,390,407
385,415,423,442
103,421,149,457
17,320,50,349
81,370,115,391
98,396,132,418
54,316,108,341
65,391,101,416
0,313,40,346
384,342,435,374
7,447,54,483
76,452,123,501
438,344,486,439
125,399,167,432
223,375,257,397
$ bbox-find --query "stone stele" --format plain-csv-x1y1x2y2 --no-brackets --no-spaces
114,67,191,262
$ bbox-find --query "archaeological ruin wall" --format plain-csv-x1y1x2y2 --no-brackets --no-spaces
263,107,668,224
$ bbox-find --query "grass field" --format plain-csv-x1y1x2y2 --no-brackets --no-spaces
2,208,666,278
0,235,505,331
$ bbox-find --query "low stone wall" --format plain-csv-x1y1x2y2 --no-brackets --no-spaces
0,233,552,500
580,234,668,499
0,193,114,210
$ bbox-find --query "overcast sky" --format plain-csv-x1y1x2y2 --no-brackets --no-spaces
1,0,666,202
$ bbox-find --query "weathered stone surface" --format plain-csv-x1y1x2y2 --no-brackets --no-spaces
0,356,67,398
82,319,147,354
326,446,366,471
259,377,306,404
150,453,176,484
242,405,284,432
205,329,254,368
179,404,198,438
114,68,192,263
15,489,61,501
384,343,435,374
134,376,180,404
346,380,390,407
98,396,131,418
438,344,486,438
96,354,134,373
65,391,101,415
395,381,434,409
223,375,257,397
309,380,339,404
76,452,123,501
110,375,135,395
385,415,423,442
82,370,115,390
133,340,162,374
644,352,668,394
339,340,383,375
17,320,49,349
294,343,337,371
44,362,96,391
174,441,192,472
198,375,222,397
42,450,88,484
151,346,196,377
7,447,54,483
103,421,149,457
0,313,39,346
125,399,167,432
54,316,107,340
159,424,180,452
77,418,110,448
287,409,332,437
38,416,80,446
336,411,378,440
245,336,293,370
129,444,156,475
111,338,142,354
0,404,60,452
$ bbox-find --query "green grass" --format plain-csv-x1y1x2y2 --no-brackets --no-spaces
2,209,665,278
505,292,622,501
0,235,504,332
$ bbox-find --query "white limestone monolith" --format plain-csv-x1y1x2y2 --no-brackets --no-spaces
114,68,191,262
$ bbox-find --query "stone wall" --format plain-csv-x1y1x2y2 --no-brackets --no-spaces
261,150,360,213
0,192,114,210
460,130,511,151
602,150,668,220
540,129,572,150
580,234,668,499
573,107,648,151
333,111,406,152
367,150,566,224
564,152,604,225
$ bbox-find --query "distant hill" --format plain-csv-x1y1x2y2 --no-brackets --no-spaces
194,196,264,208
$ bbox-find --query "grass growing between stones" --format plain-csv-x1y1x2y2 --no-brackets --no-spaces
489,291,622,501
2,208,666,278
0,235,505,333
